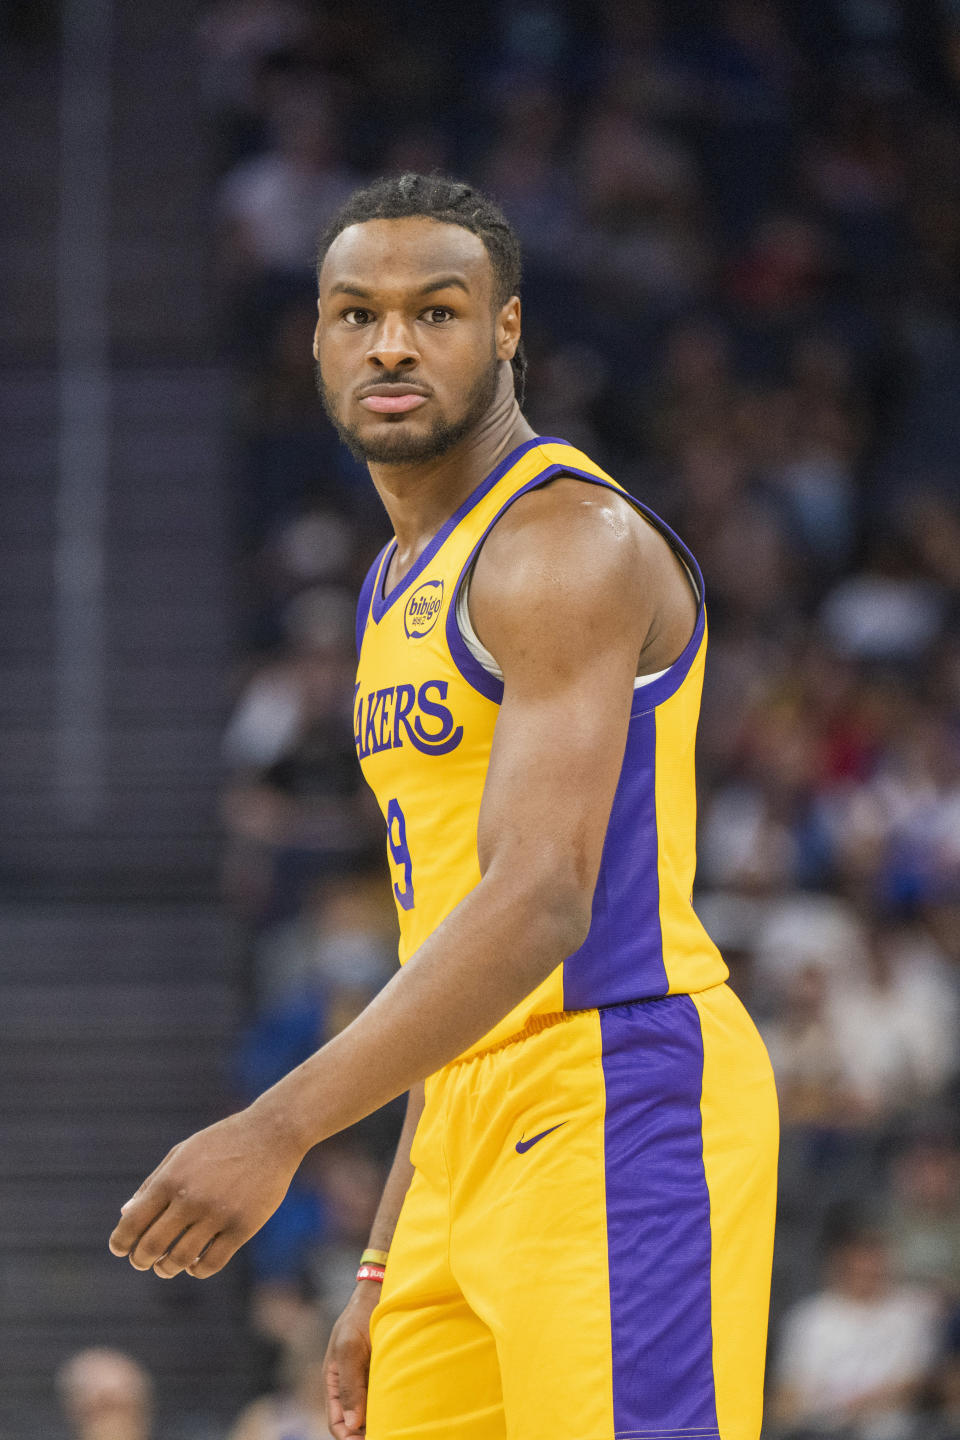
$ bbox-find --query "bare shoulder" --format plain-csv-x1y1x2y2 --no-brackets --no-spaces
469,474,696,675
473,476,653,603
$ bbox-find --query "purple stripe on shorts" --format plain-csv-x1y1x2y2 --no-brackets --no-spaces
600,995,718,1437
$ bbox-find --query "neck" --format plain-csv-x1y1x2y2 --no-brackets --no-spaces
79,1421,148,1440
367,374,535,575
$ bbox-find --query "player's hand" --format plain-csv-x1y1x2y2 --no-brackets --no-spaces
324,1280,380,1438
108,1106,304,1279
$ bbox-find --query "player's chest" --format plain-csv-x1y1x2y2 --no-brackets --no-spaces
354,583,496,797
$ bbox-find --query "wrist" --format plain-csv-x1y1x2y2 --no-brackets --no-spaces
353,1277,384,1304
248,1085,314,1165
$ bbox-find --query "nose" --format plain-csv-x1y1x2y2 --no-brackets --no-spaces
366,314,418,372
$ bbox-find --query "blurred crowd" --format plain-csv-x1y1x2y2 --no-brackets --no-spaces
171,0,960,1435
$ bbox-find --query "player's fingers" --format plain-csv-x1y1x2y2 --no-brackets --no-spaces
127,1203,190,1272
108,1147,181,1256
108,1191,171,1261
152,1223,212,1280
108,1175,174,1257
324,1356,348,1438
335,1339,369,1435
184,1230,238,1279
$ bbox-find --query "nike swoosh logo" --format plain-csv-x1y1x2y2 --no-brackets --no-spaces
515,1122,566,1154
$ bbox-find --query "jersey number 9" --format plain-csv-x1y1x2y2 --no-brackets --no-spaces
387,798,414,911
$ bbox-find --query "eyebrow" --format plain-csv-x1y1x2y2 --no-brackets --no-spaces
327,275,471,300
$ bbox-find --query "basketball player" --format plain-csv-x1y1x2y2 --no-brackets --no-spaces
110,174,778,1440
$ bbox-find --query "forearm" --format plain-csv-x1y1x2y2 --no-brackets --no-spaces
252,871,586,1158
367,1082,423,1254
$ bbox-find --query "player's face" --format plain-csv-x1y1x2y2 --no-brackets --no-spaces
314,218,520,465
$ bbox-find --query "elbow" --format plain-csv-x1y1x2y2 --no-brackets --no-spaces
481,852,595,969
555,886,594,955
521,873,594,961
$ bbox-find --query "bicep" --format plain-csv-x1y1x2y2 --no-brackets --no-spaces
477,661,636,900
473,492,649,901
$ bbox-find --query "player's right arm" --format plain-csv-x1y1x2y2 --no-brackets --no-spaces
323,1080,424,1440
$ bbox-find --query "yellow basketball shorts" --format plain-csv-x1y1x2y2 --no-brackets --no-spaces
367,983,778,1440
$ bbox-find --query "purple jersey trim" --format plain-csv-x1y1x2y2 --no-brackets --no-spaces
445,572,507,705
355,542,391,657
369,436,569,625
563,709,667,1007
600,996,718,1437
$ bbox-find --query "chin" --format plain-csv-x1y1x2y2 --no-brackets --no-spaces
350,416,466,466
362,436,451,465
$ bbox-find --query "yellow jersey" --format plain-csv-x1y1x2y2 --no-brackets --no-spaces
354,437,728,1058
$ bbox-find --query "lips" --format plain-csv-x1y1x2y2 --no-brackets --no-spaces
360,393,428,413
357,384,430,415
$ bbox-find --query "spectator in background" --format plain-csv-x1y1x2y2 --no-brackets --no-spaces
240,314,353,543
888,1135,960,1308
820,535,948,667
306,1139,387,1314
247,868,396,1008
481,82,579,269
761,961,855,1131
826,922,959,1122
228,1304,329,1440
825,701,960,913
196,0,316,164
218,85,355,284
760,909,958,1136
575,100,709,314
221,583,380,923
643,317,740,469
251,508,356,642
725,211,834,325
222,584,356,777
56,1350,153,1440
763,330,864,584
217,77,359,368
235,869,398,1297
931,1312,960,1440
770,1227,941,1440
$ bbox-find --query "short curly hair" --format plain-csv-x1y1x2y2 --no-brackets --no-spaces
317,173,526,403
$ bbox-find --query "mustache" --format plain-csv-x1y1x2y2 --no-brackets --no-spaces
355,369,432,394
362,368,409,386
313,363,432,398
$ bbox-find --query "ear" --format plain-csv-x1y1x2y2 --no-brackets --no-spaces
495,296,521,363
313,299,321,362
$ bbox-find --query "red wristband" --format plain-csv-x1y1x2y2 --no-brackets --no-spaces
357,1263,385,1284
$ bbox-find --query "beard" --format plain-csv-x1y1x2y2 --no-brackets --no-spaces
316,354,500,466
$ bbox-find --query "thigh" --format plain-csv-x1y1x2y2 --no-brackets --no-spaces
444,992,777,1440
367,1119,506,1440
446,1011,616,1440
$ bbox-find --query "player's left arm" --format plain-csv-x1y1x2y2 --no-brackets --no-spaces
109,482,659,1279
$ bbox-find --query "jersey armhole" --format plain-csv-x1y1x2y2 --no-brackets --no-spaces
444,466,706,709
